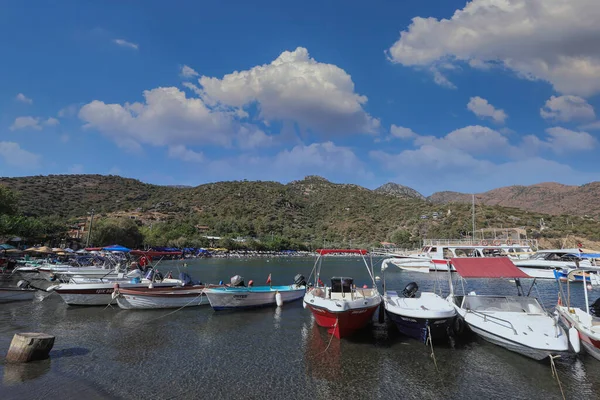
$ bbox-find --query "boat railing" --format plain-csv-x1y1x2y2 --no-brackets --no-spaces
467,309,518,335
370,247,418,255
423,238,538,248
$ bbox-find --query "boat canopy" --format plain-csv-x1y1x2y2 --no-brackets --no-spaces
450,257,529,279
316,249,368,255
102,245,131,253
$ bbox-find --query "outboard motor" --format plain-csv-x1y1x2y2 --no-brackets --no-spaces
230,275,245,287
179,272,194,287
402,282,419,298
294,274,307,287
17,280,31,289
145,268,155,281
591,298,600,317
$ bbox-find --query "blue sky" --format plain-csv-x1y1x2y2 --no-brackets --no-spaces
1,0,599,195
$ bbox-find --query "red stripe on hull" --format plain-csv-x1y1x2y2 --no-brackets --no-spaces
308,304,379,339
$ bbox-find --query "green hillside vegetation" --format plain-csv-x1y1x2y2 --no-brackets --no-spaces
1,175,600,249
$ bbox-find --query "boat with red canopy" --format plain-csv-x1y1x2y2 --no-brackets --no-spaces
303,249,381,339
447,257,570,360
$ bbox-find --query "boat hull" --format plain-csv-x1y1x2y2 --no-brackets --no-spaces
385,311,453,343
307,303,379,339
0,288,36,303
54,282,179,306
557,306,600,361
205,285,305,310
116,291,209,309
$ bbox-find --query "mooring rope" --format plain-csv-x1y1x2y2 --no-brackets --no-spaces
549,355,566,400
426,325,439,372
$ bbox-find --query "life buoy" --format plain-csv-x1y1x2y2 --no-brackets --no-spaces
506,239,513,246
480,240,489,246
492,240,501,246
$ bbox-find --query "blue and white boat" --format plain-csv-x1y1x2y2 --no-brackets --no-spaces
204,274,306,311
383,286,456,343
381,259,456,343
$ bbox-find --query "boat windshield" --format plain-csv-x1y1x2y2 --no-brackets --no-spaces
463,296,544,314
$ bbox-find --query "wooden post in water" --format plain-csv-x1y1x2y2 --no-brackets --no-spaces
6,333,55,363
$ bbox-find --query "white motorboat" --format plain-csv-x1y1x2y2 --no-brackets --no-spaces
205,274,306,311
49,270,184,306
381,239,535,273
513,249,595,279
381,259,456,343
555,268,600,361
447,257,569,360
116,284,222,309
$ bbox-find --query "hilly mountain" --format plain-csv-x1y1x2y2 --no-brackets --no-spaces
429,182,600,218
1,174,600,247
374,182,425,200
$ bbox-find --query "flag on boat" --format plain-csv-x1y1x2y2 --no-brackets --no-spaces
266,273,272,284
318,278,324,286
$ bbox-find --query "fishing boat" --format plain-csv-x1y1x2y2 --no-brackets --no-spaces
554,268,600,361
204,274,306,310
447,257,570,360
49,270,185,306
381,259,455,343
115,284,221,310
304,249,381,339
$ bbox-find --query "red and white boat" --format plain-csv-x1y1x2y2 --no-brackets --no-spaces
303,249,381,339
555,268,600,361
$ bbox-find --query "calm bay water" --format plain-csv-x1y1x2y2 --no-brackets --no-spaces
1,257,600,399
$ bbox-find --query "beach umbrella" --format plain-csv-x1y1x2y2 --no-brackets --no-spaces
35,246,54,254
0,244,16,250
63,248,75,253
52,247,63,253
75,249,88,254
24,247,39,252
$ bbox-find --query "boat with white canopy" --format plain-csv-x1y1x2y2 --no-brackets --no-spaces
447,257,570,360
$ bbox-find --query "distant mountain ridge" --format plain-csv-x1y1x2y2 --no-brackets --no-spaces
374,182,425,200
428,182,600,217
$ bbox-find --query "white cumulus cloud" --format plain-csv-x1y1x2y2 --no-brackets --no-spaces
10,116,42,131
544,127,596,153
180,65,198,78
114,39,139,50
167,145,204,163
389,125,418,140
387,0,600,96
540,95,596,122
0,142,41,168
15,93,32,104
198,47,380,135
467,97,507,124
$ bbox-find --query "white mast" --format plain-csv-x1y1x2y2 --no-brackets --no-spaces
472,194,475,244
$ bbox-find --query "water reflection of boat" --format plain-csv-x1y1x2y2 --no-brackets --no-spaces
304,249,381,339
305,323,341,382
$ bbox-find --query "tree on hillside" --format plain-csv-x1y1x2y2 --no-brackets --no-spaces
0,185,19,215
91,218,143,248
